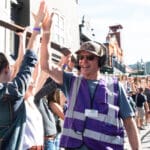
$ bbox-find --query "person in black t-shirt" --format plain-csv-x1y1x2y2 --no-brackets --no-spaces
135,87,149,129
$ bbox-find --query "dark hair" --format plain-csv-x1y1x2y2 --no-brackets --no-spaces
71,54,77,64
0,53,9,73
47,88,61,104
138,87,144,93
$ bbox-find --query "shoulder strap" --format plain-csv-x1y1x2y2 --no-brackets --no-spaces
69,76,82,111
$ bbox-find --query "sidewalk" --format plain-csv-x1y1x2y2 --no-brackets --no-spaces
141,124,150,141
124,123,150,150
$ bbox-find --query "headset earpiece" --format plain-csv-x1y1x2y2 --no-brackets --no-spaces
98,54,107,67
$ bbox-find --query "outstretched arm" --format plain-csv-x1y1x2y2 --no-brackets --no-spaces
11,30,27,80
9,0,47,97
40,12,63,84
27,1,46,51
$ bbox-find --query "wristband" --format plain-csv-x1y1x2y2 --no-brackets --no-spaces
33,27,41,33
43,31,50,34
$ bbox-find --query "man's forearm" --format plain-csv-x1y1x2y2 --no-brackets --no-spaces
34,80,57,104
40,34,50,73
123,117,142,150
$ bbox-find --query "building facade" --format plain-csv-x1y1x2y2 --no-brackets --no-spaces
104,24,126,74
0,0,128,74
0,0,80,63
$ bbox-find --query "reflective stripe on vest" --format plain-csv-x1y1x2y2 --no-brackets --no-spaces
63,128,82,140
84,129,123,145
61,76,123,147
65,104,119,126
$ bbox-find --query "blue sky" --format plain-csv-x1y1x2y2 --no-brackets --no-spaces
78,0,150,65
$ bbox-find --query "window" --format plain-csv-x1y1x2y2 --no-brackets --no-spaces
52,11,65,46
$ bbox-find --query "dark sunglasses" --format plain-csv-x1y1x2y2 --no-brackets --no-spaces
78,55,96,61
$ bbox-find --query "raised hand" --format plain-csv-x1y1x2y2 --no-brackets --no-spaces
42,11,54,32
34,0,47,27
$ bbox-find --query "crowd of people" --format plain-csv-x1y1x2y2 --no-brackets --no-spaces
117,75,150,130
1,0,150,150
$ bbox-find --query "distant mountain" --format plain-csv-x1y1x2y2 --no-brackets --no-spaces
129,61,150,75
